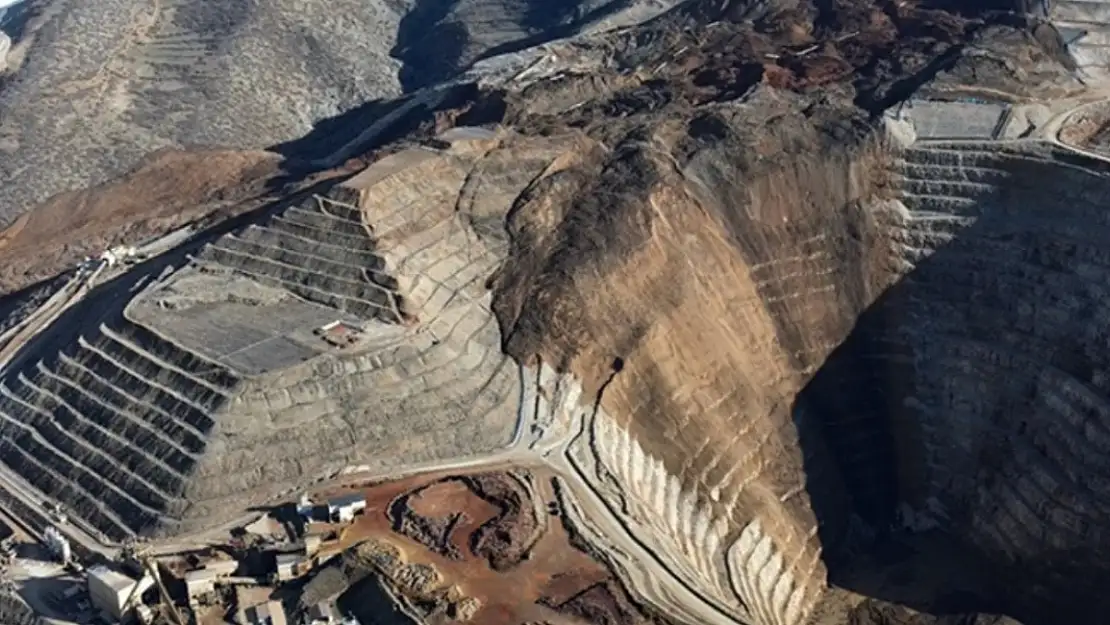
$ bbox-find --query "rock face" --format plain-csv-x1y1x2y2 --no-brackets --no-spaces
0,2,1106,625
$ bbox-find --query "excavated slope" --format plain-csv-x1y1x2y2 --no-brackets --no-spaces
497,114,1110,623
3,94,1107,625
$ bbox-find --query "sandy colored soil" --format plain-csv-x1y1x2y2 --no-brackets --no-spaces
307,468,663,625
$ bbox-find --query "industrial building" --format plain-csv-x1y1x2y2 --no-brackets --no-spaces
275,553,305,582
87,565,154,620
245,600,287,625
314,320,363,349
326,494,367,524
184,568,220,600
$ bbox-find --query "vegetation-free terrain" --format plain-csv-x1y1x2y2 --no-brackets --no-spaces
1,1,1109,625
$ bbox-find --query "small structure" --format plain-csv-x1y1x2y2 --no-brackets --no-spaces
307,601,337,625
203,558,240,577
326,494,367,524
136,604,155,625
314,321,362,349
87,565,154,620
248,600,288,625
99,245,138,268
184,568,220,600
44,526,71,563
274,553,304,582
304,533,323,556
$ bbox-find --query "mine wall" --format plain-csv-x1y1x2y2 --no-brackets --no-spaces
0,126,589,542
486,108,1110,623
176,136,530,530
0,312,240,542
490,114,895,625
801,138,1110,621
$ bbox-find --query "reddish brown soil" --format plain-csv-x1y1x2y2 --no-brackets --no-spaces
0,148,358,296
462,473,542,571
306,467,665,625
545,582,649,625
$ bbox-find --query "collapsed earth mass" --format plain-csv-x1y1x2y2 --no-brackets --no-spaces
0,1,1107,624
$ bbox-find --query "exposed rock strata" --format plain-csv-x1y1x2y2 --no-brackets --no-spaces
0,3,1105,625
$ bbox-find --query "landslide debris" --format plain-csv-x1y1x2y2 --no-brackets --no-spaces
0,1,1099,624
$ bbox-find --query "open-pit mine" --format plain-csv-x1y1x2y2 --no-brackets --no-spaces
1,1,1110,625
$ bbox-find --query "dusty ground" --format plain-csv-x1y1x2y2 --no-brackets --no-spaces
0,148,366,297
303,468,666,625
0,149,276,295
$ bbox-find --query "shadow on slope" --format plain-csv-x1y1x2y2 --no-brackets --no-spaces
265,82,498,175
389,0,634,92
793,146,1110,625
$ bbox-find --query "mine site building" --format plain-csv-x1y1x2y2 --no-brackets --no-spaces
275,553,305,581
87,565,154,620
327,493,367,523
202,558,240,576
184,568,220,600
314,320,363,349
246,600,288,625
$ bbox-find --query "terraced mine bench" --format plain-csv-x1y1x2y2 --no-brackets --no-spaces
0,131,526,545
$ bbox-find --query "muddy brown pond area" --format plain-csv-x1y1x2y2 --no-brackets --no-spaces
291,465,671,625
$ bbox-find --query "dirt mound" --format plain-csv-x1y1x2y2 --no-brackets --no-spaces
390,473,543,570
0,147,290,295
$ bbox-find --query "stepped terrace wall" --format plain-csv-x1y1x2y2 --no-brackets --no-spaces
0,313,238,541
490,110,895,625
171,131,584,528
801,139,1110,622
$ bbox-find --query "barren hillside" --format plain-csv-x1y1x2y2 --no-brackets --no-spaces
0,0,679,226
0,1,1105,625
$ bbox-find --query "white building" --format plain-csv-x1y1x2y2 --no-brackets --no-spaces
247,600,288,625
326,494,366,524
274,553,303,582
87,565,154,619
203,558,239,576
184,568,219,600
